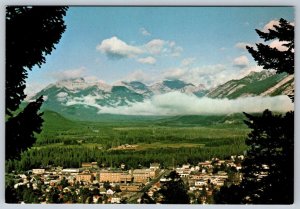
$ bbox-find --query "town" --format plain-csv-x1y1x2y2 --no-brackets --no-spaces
7,155,244,204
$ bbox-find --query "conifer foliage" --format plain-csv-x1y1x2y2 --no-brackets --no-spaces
246,18,294,75
5,6,68,160
157,171,190,204
241,110,294,204
215,18,294,204
6,6,68,115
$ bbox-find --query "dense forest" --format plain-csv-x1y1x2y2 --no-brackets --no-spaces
6,111,248,172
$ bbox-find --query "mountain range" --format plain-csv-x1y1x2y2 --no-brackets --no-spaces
28,70,294,120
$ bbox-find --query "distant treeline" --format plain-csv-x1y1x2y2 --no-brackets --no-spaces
6,139,246,172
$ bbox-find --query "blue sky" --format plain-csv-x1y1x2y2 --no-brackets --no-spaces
25,6,294,95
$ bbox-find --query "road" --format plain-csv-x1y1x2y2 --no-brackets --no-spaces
127,169,170,203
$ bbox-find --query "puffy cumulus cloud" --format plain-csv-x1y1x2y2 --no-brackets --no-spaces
235,42,254,50
163,64,229,88
51,67,86,80
140,27,151,36
162,64,263,89
233,56,249,68
97,36,143,59
262,20,280,32
96,93,293,115
97,37,183,62
137,56,157,64
269,40,289,51
262,19,294,32
170,46,183,57
145,39,165,54
181,57,196,67
121,70,158,84
24,82,49,100
145,39,183,57
236,65,264,79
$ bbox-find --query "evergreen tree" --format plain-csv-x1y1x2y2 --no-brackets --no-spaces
246,18,294,101
157,171,190,204
6,96,44,160
240,110,294,204
5,6,68,161
246,18,294,74
215,18,294,204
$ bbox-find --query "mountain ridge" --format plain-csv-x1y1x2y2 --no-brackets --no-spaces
27,70,294,120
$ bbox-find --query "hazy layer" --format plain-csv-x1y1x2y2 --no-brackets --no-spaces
90,92,294,115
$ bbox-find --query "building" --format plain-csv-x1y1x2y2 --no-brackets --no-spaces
62,168,80,174
32,169,45,175
120,183,143,192
132,169,152,183
81,162,98,169
150,163,160,170
76,173,94,183
99,170,132,183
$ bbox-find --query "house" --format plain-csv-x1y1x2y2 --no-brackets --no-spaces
111,197,121,204
195,180,207,187
106,189,114,195
62,168,80,174
32,169,45,175
150,163,160,170
120,183,143,192
182,164,190,169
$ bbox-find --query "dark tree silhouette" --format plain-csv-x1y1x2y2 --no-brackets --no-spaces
215,18,294,204
6,6,68,115
241,110,294,204
214,184,244,204
246,18,294,101
242,18,294,204
157,171,190,204
246,18,294,75
5,6,68,161
6,96,44,160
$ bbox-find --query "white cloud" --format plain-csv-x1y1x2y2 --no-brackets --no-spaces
233,56,249,68
95,93,293,115
140,27,151,36
170,46,183,57
145,39,165,54
56,92,68,102
83,76,99,83
24,82,49,100
163,64,228,88
263,20,280,32
137,56,157,64
144,39,183,57
97,36,143,59
51,67,86,80
97,37,183,61
235,42,254,50
262,19,294,32
121,70,158,84
269,40,289,51
162,64,263,89
181,58,196,67
57,92,68,98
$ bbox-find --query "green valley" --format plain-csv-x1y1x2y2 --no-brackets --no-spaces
6,110,249,172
